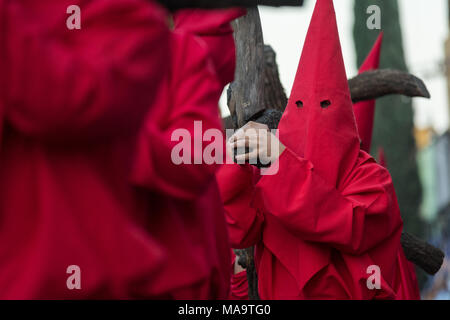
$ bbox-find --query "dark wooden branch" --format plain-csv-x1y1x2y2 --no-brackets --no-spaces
157,0,303,11
401,232,445,275
228,8,266,129
264,45,288,111
349,69,431,103
222,45,286,130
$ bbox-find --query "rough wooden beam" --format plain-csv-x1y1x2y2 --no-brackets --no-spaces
349,69,431,103
222,45,285,130
227,8,266,129
264,45,288,111
158,0,303,11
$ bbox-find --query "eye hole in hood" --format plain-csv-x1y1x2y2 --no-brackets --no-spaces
296,100,304,108
320,100,331,109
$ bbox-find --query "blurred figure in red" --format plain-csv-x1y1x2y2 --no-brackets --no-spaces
131,8,245,298
0,0,170,299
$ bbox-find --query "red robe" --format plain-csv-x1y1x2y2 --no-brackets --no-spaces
0,0,170,298
218,152,411,299
130,10,244,299
218,0,411,299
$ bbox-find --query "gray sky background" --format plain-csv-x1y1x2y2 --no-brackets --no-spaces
220,0,450,135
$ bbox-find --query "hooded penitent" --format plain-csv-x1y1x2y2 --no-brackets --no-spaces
218,0,410,299
353,33,383,153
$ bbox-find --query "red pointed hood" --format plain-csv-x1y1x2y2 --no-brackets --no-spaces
278,0,359,187
173,9,246,86
353,33,383,153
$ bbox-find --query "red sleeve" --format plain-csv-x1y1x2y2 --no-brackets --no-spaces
131,34,225,200
173,8,246,86
217,163,264,249
255,147,403,255
4,0,169,142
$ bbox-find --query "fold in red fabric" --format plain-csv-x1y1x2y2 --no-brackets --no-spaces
218,0,413,299
0,0,170,299
130,9,244,299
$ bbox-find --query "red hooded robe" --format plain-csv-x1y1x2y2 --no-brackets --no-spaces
130,9,245,299
218,0,409,299
0,0,170,299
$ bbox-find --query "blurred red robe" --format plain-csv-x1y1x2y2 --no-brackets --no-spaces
0,0,170,298
218,0,413,299
174,9,251,300
131,9,245,299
